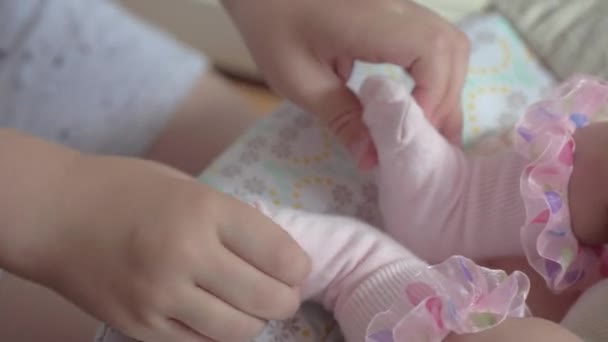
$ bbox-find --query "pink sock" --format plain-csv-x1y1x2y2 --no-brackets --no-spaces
262,206,529,341
259,205,427,341
360,76,528,263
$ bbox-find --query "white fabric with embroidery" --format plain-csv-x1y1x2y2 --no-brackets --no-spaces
0,0,204,156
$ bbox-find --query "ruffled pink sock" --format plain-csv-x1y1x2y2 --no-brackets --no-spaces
360,76,528,263
260,205,528,341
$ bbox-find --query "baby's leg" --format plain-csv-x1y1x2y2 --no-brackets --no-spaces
360,76,527,263
569,122,608,244
262,205,426,341
263,205,528,341
446,317,581,342
561,279,608,340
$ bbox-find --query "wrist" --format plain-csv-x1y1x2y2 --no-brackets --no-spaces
0,130,84,281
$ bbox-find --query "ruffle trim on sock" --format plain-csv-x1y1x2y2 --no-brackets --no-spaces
366,256,529,342
515,75,608,292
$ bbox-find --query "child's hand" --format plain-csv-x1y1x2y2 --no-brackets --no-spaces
222,0,470,169
19,155,311,342
570,122,608,245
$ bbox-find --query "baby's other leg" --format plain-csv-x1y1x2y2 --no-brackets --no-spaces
561,279,608,340
569,122,608,244
445,317,581,342
145,71,263,175
361,76,526,263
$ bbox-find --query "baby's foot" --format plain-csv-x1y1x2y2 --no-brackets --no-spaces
260,205,529,342
258,204,426,340
360,76,527,263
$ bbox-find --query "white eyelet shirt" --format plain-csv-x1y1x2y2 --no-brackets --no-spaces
0,0,206,156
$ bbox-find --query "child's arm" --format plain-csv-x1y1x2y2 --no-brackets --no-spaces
0,128,311,342
0,129,83,278
144,71,261,175
0,0,262,177
222,0,470,169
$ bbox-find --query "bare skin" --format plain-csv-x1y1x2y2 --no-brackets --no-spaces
446,317,582,342
0,72,305,342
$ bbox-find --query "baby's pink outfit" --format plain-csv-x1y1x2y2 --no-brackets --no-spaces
265,75,608,341
365,75,608,292
261,205,528,342
258,76,531,341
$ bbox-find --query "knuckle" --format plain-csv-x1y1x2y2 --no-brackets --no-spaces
176,182,222,221
127,298,161,330
226,318,265,342
185,186,220,222
327,108,361,141
250,284,300,320
176,238,204,263
158,233,203,269
455,29,471,53
273,287,301,319
144,285,175,315
427,30,452,55
272,243,311,285
248,284,278,315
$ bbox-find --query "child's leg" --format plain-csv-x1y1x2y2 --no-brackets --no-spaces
262,206,528,341
360,76,527,263
446,317,581,342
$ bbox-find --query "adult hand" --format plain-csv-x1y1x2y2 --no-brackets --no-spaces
223,0,470,169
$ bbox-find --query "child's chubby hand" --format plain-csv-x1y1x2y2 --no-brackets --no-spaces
222,0,470,169
12,155,311,342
